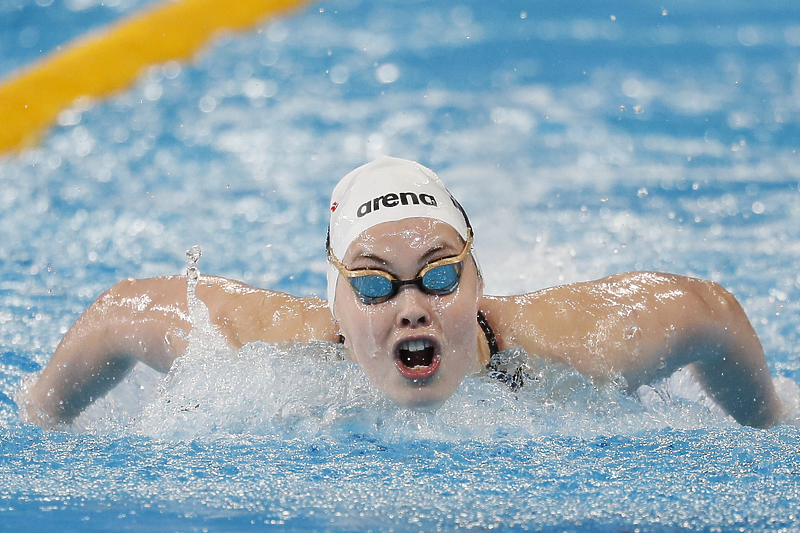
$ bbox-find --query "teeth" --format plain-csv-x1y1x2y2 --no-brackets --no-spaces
403,339,431,352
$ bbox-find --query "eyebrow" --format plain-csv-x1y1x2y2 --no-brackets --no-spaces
350,241,459,269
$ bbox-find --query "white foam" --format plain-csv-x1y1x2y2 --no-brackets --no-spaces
773,375,800,426
66,337,757,440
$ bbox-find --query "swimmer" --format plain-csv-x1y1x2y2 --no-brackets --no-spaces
22,156,788,428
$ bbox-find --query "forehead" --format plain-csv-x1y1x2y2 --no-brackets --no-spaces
344,218,462,261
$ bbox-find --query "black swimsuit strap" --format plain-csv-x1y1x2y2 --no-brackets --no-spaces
477,310,499,356
481,313,526,391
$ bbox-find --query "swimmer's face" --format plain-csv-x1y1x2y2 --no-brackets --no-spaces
333,218,483,409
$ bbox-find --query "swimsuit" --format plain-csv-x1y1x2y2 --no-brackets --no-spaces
477,310,499,356
479,311,527,392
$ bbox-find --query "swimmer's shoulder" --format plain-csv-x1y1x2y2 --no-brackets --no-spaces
479,282,616,370
478,271,682,329
108,275,339,348
190,275,340,348
478,271,721,367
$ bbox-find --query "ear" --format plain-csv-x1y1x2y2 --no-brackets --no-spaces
337,334,357,364
336,327,360,364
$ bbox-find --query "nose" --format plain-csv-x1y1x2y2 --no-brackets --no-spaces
394,285,431,327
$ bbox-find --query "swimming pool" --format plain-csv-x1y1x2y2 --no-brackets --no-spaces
2,0,800,530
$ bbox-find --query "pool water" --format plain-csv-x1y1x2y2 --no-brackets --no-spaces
2,0,800,531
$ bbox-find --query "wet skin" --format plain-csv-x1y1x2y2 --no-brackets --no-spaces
22,219,786,428
332,219,485,409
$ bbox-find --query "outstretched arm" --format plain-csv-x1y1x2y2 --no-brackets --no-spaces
483,272,784,428
23,275,338,427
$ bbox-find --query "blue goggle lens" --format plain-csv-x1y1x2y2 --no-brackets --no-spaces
421,263,460,291
350,275,394,299
347,262,463,304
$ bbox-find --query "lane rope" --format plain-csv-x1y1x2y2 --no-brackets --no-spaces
0,0,313,154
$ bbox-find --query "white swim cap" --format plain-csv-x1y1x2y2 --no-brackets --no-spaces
326,156,472,311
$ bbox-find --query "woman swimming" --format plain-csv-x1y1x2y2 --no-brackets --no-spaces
22,156,787,428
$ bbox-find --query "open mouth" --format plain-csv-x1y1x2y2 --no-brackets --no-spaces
394,338,441,380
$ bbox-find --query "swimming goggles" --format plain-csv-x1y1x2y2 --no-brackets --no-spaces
327,229,474,305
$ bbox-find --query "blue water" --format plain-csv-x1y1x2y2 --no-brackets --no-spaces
3,0,800,531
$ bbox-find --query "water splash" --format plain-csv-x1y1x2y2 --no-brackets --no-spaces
182,244,226,351
773,375,800,427
127,246,237,436
124,339,740,441
185,244,201,295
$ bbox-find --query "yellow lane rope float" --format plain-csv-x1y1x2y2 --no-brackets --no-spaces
0,0,313,154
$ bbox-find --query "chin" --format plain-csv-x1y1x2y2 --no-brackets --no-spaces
385,380,458,411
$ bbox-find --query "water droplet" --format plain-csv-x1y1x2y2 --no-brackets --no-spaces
375,63,400,84
622,325,640,340
198,96,217,113
186,245,202,289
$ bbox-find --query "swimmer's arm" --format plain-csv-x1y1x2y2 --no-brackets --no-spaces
24,275,339,427
23,276,190,427
483,272,784,428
